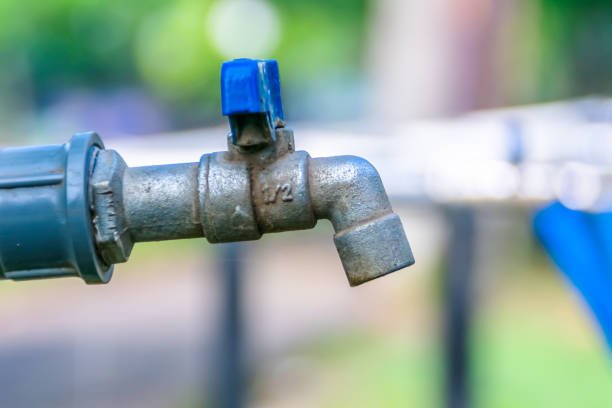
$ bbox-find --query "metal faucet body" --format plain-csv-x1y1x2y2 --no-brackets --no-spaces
0,59,414,286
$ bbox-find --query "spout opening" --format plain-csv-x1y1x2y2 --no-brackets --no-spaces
334,213,415,286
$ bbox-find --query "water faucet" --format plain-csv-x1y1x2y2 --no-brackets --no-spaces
0,59,414,286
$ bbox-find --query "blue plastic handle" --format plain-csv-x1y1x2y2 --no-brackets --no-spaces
221,59,284,143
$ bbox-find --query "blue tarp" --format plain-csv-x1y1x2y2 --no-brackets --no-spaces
534,202,612,348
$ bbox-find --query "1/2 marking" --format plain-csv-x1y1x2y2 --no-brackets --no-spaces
263,183,293,204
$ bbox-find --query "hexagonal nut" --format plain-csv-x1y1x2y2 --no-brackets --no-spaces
90,149,133,264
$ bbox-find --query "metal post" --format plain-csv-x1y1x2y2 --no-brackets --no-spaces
443,206,476,408
215,242,245,408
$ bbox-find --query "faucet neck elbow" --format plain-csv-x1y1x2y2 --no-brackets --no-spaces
308,155,414,286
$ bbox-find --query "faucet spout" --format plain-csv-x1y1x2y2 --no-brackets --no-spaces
309,156,414,286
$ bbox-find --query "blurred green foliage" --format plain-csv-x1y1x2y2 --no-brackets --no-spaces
0,0,367,127
2,0,609,129
536,0,612,100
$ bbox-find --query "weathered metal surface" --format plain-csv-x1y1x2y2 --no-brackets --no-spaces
123,162,202,242
309,155,393,231
199,153,259,243
309,155,413,285
90,149,132,264
251,150,315,233
334,213,414,286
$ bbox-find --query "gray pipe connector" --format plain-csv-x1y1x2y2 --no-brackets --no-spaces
0,133,112,283
0,59,414,286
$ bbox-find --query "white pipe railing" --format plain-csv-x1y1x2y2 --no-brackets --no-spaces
102,98,612,211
